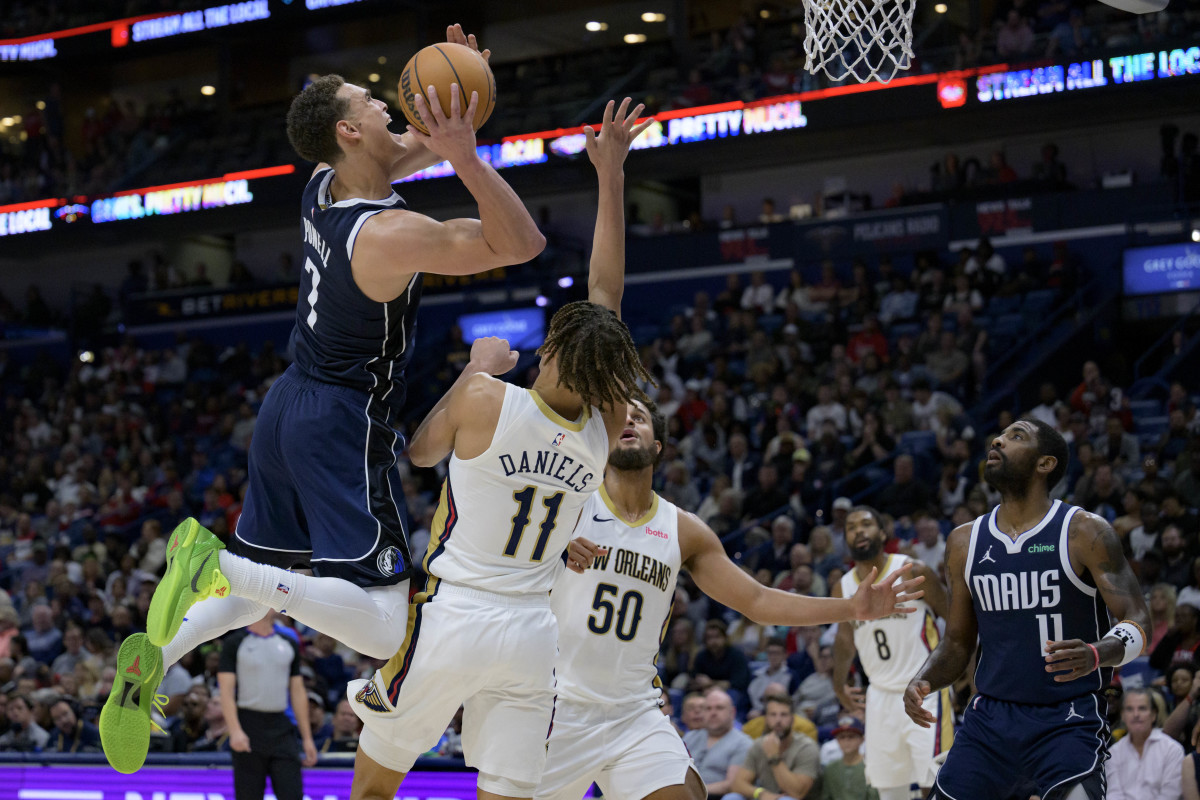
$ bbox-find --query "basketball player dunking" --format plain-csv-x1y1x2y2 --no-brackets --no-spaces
344,98,655,800
905,418,1151,800
101,26,546,774
832,506,950,800
534,402,925,800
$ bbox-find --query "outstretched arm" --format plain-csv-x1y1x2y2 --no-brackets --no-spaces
905,523,977,727
583,98,654,317
407,337,517,467
681,511,923,627
1044,511,1152,681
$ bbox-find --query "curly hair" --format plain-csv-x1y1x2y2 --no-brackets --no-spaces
286,75,350,164
537,301,653,411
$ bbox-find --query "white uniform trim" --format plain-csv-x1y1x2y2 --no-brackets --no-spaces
987,499,1061,554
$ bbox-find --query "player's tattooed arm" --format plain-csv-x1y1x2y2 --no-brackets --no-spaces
1044,511,1151,681
905,523,976,728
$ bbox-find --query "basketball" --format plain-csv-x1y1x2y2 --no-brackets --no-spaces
398,42,496,135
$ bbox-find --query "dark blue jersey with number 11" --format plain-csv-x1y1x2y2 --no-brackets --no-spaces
965,500,1111,705
291,167,422,423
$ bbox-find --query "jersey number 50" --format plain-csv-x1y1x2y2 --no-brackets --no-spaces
588,583,644,641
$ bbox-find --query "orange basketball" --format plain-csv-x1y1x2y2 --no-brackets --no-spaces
398,42,496,135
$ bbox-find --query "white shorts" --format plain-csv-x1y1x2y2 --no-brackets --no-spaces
349,582,558,784
534,699,699,800
864,684,955,789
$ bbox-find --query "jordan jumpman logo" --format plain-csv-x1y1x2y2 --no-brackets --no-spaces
979,546,996,564
1065,702,1084,721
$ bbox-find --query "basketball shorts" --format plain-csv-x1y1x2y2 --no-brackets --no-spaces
231,365,412,587
931,693,1109,800
865,684,953,789
349,582,557,784
535,700,699,800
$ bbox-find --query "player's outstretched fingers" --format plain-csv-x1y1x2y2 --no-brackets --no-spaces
424,85,448,124
412,92,437,133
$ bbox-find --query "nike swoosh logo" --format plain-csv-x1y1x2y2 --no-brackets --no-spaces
592,515,613,523
192,552,213,593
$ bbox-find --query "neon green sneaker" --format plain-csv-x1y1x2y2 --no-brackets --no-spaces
147,517,230,647
100,633,167,774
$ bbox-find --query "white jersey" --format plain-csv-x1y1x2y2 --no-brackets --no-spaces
551,488,682,706
424,384,609,595
839,553,939,692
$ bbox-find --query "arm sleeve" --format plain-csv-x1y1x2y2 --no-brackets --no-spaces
218,631,243,674
288,637,302,677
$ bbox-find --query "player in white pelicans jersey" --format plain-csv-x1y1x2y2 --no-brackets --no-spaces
346,98,657,800
832,507,951,800
535,401,929,800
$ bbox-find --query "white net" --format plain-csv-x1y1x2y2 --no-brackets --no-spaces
803,0,917,84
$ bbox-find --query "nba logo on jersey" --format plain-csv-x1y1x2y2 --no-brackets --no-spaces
551,432,567,447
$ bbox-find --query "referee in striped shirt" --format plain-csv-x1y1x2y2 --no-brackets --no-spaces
219,611,317,800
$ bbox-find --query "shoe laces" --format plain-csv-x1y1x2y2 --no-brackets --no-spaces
149,693,169,735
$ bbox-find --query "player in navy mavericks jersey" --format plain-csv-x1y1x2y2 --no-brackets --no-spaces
905,418,1151,800
102,25,545,775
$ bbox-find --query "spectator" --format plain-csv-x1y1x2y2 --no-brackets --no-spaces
996,10,1035,58
1161,525,1192,590
1149,583,1178,651
680,691,708,733
749,517,799,577
661,618,699,690
909,517,946,571
1129,500,1165,563
877,276,918,325
777,545,828,597
748,639,796,718
742,272,775,314
846,316,888,366
743,465,789,523
1151,603,1200,672
1163,492,1200,539
872,455,934,521
1028,382,1065,428
1095,416,1141,479
694,621,752,695
807,384,849,437
682,688,754,798
1105,688,1182,800
1076,463,1126,521
942,274,983,315
50,623,89,679
190,694,231,752
319,699,361,754
170,686,211,753
0,695,49,751
729,693,821,800
819,716,877,800
1177,563,1200,610
794,645,840,727
47,698,101,753
759,198,785,224
910,379,963,436
964,238,1007,294
23,605,62,665
925,331,970,392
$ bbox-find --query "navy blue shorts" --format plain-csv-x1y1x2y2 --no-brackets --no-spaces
230,366,412,587
931,693,1109,800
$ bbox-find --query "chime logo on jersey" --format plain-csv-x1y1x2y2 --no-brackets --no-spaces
552,432,566,447
971,569,1061,611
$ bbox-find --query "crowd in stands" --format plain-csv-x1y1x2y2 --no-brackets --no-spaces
0,231,1196,794
4,2,1199,208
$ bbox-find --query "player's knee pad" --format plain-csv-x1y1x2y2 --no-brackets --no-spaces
358,581,411,658
477,772,538,798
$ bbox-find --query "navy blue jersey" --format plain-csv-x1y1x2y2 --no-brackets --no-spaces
965,500,1111,705
291,167,422,422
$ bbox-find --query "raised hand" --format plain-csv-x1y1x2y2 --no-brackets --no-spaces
469,336,518,376
584,97,654,175
850,562,925,621
406,83,480,165
446,23,490,62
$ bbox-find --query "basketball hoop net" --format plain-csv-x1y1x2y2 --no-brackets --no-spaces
802,0,917,84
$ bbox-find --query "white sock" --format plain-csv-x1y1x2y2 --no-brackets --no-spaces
162,595,268,668
217,551,410,659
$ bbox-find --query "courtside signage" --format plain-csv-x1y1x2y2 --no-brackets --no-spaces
129,1,270,42
976,46,1200,103
0,165,294,237
1123,243,1200,297
0,764,475,800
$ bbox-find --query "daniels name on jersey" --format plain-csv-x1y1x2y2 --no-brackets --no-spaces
551,488,682,707
498,449,594,493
